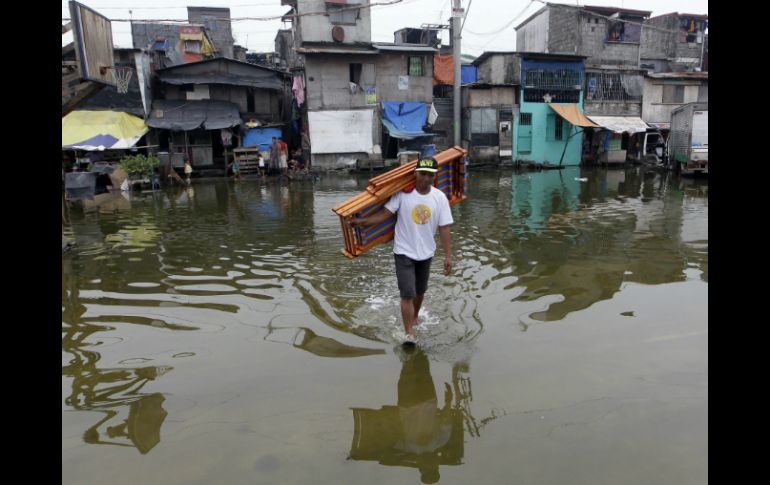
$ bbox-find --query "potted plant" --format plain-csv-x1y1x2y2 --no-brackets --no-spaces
119,154,160,189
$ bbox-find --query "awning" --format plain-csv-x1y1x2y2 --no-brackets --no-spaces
647,122,670,130
586,115,649,134
147,100,242,131
547,104,600,128
62,110,148,151
382,101,435,139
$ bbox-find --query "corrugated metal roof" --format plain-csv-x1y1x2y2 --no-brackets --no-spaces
586,115,649,134
582,5,652,17
297,42,378,55
472,51,517,66
646,72,708,79
298,46,378,54
373,43,438,53
147,100,242,131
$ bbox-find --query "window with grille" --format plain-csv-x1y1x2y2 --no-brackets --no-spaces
520,113,532,125
408,56,424,76
585,72,643,101
523,89,580,103
546,115,564,141
523,68,583,90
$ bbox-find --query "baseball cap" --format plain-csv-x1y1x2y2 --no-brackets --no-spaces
415,157,438,173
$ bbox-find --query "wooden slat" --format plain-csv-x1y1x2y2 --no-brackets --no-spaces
62,81,105,116
334,146,469,258
61,70,82,86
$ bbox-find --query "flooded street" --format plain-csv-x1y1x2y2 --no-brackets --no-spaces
62,166,707,485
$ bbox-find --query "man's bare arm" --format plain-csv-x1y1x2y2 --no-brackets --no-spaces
351,208,395,227
438,224,452,275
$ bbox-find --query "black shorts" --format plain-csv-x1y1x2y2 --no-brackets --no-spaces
394,254,432,299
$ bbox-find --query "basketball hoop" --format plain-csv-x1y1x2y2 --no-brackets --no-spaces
106,66,133,94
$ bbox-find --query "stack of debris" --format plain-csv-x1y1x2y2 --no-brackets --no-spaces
333,146,469,259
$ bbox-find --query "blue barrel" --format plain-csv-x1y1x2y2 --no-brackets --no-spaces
421,144,436,158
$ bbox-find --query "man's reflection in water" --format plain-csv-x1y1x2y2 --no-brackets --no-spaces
350,348,463,483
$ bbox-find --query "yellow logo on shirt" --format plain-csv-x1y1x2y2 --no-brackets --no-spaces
411,204,431,224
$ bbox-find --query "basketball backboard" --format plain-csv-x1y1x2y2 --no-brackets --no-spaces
68,1,115,86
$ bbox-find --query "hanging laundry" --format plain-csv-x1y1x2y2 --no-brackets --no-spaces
428,103,438,126
220,128,233,147
292,75,306,107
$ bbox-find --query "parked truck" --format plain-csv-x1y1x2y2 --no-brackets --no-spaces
668,102,708,176
629,129,667,165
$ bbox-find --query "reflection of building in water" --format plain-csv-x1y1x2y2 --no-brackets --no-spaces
82,392,168,455
264,326,385,358
507,167,705,322
511,169,582,233
350,350,464,484
62,264,171,455
62,328,171,455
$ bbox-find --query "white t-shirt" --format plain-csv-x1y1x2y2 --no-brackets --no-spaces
384,186,453,261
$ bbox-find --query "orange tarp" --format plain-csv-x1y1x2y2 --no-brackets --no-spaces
547,103,600,128
433,54,454,86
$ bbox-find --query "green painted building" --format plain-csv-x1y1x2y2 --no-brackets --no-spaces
514,54,589,166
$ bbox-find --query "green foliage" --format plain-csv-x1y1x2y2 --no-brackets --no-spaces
120,154,160,178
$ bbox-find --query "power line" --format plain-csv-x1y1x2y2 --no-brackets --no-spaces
63,0,406,23
62,2,283,9
463,0,535,36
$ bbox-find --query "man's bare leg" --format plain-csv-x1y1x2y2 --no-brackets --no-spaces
413,293,424,327
400,298,416,336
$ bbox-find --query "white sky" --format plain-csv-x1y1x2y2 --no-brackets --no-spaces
62,0,708,56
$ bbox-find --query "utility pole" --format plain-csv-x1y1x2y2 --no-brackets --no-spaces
452,0,463,146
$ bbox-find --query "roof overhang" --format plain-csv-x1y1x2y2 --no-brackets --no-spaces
547,104,600,128
586,115,649,133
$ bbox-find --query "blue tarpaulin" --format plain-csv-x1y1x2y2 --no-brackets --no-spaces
243,127,282,150
461,65,478,84
381,101,435,140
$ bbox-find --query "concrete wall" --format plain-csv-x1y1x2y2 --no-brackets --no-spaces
576,11,642,67
642,15,703,72
515,94,584,166
476,54,519,84
304,54,377,110
275,30,300,70
465,87,516,108
518,6,642,66
305,53,432,111
641,16,677,60
641,79,703,124
187,7,234,58
297,0,371,44
462,87,517,164
516,9,549,53
304,51,433,169
641,15,706,71
548,6,579,54
584,101,641,116
375,53,434,103
162,84,281,121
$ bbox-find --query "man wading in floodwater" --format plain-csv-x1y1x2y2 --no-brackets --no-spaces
351,158,453,344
